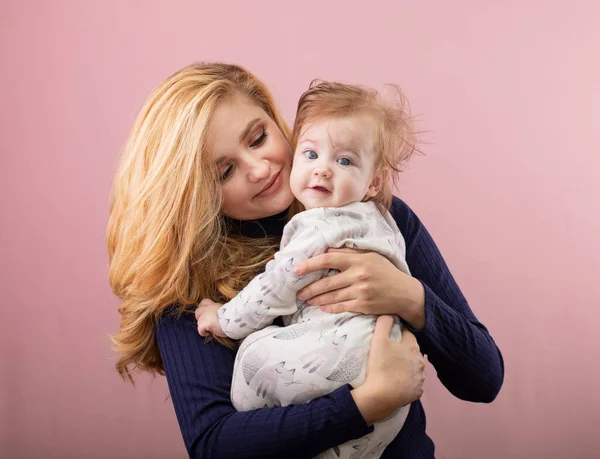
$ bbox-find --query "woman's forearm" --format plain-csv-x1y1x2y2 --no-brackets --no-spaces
392,197,504,402
405,284,504,402
395,274,426,329
157,311,372,459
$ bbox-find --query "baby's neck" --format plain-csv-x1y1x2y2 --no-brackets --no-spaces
300,200,362,211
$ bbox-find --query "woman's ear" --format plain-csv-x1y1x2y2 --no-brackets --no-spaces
366,168,388,198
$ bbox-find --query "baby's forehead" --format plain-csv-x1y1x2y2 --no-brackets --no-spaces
300,115,374,152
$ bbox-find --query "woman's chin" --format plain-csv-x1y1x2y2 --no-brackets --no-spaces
262,187,295,215
262,195,295,217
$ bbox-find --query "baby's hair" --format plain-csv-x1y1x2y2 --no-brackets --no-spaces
292,80,420,209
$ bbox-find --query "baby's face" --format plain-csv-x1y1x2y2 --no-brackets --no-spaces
290,116,380,209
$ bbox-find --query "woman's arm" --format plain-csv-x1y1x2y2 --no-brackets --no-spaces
390,197,504,403
294,197,504,404
156,309,372,459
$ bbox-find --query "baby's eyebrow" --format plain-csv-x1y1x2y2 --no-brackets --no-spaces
330,139,362,157
298,139,317,147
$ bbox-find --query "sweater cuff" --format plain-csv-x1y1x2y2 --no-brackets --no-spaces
402,281,438,339
332,384,374,438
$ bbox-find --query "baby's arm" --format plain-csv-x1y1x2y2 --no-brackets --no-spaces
218,219,330,340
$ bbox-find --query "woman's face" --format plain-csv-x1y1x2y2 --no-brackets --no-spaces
210,94,295,220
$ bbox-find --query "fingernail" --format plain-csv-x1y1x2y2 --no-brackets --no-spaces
293,267,302,275
307,299,314,306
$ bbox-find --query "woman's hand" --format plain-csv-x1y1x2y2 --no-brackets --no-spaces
351,316,426,425
195,299,227,338
295,248,426,329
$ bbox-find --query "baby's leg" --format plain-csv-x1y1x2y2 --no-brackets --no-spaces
312,317,408,459
231,326,287,411
232,316,409,459
231,323,335,410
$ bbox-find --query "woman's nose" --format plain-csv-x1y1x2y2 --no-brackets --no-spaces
247,158,270,183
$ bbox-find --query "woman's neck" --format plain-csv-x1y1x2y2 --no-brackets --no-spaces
223,208,289,239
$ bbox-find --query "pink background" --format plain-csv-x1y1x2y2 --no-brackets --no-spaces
1,1,599,458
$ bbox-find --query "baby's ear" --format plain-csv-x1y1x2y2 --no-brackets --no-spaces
366,169,388,198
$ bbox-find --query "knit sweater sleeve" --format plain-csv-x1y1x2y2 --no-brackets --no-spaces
390,197,504,402
156,310,373,459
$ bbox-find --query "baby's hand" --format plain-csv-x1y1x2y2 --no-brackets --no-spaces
195,298,227,338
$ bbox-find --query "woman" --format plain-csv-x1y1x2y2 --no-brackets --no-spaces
107,63,504,458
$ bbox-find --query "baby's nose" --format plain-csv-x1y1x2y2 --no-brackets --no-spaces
313,166,332,178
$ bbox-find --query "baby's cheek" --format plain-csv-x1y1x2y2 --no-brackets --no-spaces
289,167,303,193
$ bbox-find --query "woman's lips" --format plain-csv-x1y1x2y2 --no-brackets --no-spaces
255,171,282,198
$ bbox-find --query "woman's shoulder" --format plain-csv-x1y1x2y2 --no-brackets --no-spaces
156,304,241,353
156,305,200,335
389,196,421,236
156,304,238,368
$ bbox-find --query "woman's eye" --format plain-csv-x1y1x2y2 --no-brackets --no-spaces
250,128,268,148
220,165,234,182
305,150,318,160
337,157,352,166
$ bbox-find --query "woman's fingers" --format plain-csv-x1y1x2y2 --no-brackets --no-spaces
356,315,426,421
327,247,369,254
305,285,355,306
319,300,357,314
297,270,352,301
400,328,426,390
294,252,353,276
371,315,394,349
400,327,419,347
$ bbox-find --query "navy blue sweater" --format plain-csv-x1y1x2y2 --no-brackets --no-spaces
156,197,504,458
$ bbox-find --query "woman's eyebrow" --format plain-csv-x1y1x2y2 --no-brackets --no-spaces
239,117,261,142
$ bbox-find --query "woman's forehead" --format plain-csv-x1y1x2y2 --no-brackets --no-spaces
213,94,267,130
210,95,268,155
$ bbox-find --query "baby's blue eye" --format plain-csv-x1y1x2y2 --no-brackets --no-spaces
337,157,352,166
305,150,318,160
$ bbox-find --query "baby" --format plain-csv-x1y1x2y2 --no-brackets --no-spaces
197,80,418,459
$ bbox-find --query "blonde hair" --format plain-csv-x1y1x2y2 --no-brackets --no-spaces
292,80,419,210
107,63,291,382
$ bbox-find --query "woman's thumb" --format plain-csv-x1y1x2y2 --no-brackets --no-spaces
372,315,394,349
